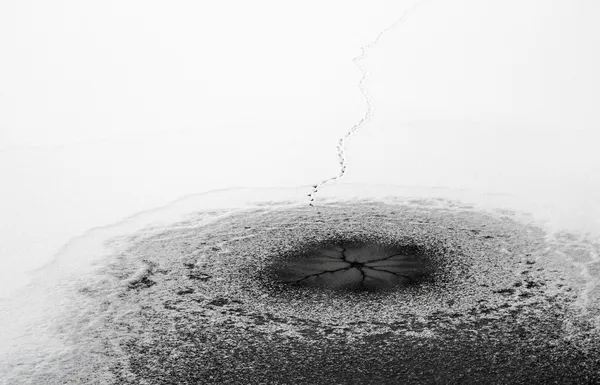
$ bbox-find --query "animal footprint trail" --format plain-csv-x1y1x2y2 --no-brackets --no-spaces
308,1,426,207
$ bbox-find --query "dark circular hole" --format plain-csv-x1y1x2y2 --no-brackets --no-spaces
269,239,434,292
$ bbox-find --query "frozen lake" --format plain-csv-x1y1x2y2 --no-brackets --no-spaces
1,0,600,383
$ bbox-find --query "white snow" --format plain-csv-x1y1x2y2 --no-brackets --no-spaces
0,0,599,352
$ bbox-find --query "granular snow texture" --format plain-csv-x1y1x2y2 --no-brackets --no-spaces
4,199,600,384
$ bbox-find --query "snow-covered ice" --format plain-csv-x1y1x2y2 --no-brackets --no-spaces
1,0,600,383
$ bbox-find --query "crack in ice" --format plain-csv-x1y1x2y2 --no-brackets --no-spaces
366,267,414,281
291,244,417,285
308,1,426,207
291,266,355,283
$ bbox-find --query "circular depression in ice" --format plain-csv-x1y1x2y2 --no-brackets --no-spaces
2,184,600,384
272,241,429,291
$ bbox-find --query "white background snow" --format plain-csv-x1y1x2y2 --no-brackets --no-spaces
1,0,599,298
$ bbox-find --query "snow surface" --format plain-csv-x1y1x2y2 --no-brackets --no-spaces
1,0,599,298
1,1,600,380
